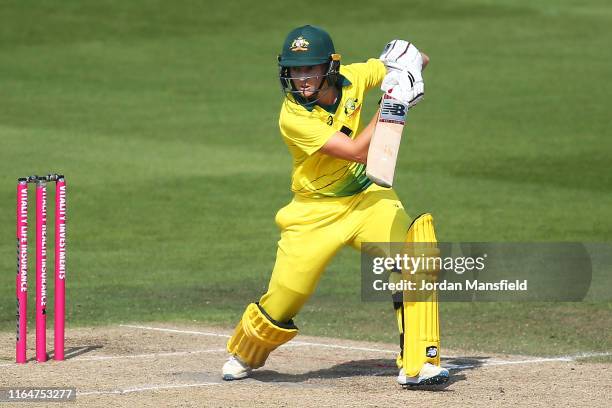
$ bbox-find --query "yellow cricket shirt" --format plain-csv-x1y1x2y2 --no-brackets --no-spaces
279,58,386,198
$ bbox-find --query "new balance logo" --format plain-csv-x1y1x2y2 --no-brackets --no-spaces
381,103,406,117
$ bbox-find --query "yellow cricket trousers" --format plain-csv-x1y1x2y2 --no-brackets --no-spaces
260,183,411,322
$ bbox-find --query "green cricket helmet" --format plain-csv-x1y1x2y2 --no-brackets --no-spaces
278,25,341,104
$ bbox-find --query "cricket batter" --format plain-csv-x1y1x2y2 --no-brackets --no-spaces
222,25,449,386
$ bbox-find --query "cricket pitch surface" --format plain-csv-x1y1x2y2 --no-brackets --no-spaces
1,324,610,407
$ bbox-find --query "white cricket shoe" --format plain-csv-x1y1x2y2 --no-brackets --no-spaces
222,355,252,381
397,363,449,386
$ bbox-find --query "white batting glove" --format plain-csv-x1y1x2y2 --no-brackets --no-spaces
379,40,423,72
380,67,424,109
379,40,425,109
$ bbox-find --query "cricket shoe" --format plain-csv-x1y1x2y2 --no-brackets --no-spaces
222,355,252,381
397,363,449,386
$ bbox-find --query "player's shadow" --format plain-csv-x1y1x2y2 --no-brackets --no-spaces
52,345,102,360
23,345,102,362
252,356,490,389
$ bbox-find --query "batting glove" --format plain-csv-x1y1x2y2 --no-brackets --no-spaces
380,68,424,109
379,40,425,109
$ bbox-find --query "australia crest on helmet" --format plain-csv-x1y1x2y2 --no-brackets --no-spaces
290,36,310,52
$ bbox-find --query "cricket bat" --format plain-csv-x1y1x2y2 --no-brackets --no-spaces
366,93,409,188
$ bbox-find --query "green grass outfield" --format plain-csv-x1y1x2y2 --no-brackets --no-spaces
1,0,611,358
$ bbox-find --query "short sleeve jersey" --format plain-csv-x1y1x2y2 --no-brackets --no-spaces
279,58,386,198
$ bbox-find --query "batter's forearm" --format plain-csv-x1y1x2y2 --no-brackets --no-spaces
319,108,380,164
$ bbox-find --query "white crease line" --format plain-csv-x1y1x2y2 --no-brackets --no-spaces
120,324,612,369
566,352,612,359
78,382,221,396
0,349,228,366
289,340,397,354
449,357,572,370
120,324,230,338
448,352,612,370
77,348,227,362
120,324,397,354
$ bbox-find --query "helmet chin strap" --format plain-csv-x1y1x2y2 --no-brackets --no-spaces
304,76,326,101
305,77,336,104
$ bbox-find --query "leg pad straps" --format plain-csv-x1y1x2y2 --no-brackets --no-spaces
227,303,298,369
